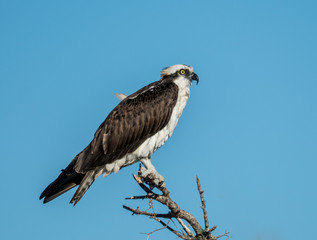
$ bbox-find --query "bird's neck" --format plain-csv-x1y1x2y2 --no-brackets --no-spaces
173,77,191,97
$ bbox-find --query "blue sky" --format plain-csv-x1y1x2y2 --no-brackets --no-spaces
1,0,316,239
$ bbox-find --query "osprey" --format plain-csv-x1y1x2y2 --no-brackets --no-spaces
40,64,199,206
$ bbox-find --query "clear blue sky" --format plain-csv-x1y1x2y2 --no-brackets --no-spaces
1,1,316,240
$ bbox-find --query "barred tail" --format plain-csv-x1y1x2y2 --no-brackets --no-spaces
69,170,95,206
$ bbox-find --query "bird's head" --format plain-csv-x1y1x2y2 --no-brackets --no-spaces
160,64,199,85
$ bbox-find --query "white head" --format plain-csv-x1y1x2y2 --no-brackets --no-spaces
160,64,199,85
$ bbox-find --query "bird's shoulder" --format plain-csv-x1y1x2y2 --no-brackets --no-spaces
108,80,178,120
74,80,179,173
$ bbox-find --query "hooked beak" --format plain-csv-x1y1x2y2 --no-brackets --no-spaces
191,73,199,85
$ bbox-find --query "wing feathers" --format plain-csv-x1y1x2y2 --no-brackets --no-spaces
74,81,178,173
41,80,179,205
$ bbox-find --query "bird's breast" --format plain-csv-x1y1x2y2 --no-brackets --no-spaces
101,78,191,177
132,78,191,158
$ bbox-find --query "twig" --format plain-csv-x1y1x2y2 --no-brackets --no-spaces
215,230,230,240
151,216,189,240
206,225,217,234
141,219,173,239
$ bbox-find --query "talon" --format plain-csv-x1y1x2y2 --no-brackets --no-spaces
139,166,165,189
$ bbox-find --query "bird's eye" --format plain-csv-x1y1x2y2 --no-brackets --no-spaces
179,69,186,75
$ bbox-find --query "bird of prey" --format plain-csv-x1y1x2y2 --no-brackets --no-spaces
40,64,199,206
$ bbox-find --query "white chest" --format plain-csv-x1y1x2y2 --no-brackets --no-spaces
101,78,191,176
133,78,191,158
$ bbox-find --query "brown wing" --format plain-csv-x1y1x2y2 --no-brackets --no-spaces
74,80,178,173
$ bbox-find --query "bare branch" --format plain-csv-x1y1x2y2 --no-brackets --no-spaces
123,205,172,219
123,173,229,240
177,217,195,237
125,195,151,200
196,176,209,231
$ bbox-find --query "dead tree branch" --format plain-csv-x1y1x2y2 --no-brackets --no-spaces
196,175,209,231
123,170,229,240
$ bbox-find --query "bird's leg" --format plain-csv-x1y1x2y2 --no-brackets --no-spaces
139,158,165,189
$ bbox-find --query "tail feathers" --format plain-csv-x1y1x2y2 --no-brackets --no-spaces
40,159,85,204
42,182,77,203
70,171,95,206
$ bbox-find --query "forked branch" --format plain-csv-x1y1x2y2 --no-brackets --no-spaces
123,171,229,240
